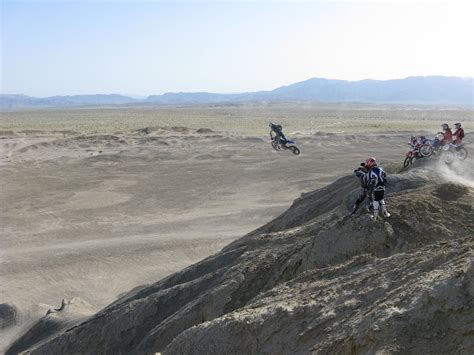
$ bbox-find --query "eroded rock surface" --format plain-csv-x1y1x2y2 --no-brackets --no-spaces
6,298,95,355
14,165,474,354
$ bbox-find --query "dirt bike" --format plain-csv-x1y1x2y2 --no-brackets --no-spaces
419,131,468,163
440,142,468,164
403,134,434,167
403,149,421,168
416,132,444,157
271,139,300,155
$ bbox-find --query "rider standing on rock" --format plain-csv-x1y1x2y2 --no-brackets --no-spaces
365,157,390,220
269,121,288,146
453,122,464,144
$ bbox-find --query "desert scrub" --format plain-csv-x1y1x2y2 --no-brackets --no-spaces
1,104,472,136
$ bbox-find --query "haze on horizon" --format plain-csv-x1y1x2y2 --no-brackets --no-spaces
2,0,473,97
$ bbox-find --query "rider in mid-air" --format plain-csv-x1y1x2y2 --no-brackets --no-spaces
365,157,390,220
453,122,464,144
269,122,288,146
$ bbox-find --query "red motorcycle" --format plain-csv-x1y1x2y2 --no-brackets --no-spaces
403,137,425,168
403,148,420,168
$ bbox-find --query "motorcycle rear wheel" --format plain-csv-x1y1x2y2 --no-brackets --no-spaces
403,156,413,168
443,150,455,165
455,147,468,160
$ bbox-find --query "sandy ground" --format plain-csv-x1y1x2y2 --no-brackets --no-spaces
0,107,472,350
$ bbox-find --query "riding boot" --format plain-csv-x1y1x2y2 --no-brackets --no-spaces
370,209,379,221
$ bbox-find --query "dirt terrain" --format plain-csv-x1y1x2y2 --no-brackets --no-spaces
1,106,472,353
7,160,473,354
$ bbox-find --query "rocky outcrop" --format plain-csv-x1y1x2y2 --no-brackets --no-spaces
13,165,474,354
6,298,95,355
0,304,21,330
167,239,473,355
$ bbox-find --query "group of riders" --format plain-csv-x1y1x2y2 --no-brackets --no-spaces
436,122,464,146
408,122,464,149
406,122,465,161
269,121,467,221
410,122,465,149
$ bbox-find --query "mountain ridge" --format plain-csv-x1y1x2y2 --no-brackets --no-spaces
2,76,473,109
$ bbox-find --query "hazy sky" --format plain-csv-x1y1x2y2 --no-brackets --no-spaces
2,0,473,97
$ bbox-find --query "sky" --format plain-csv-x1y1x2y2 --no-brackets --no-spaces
1,0,473,97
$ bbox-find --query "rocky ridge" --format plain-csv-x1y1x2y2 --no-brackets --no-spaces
9,164,474,354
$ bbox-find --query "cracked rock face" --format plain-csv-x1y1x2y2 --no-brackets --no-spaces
166,240,473,355
13,165,474,354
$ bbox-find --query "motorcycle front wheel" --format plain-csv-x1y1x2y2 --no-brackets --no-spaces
419,144,433,157
289,146,300,155
455,147,468,160
403,156,413,168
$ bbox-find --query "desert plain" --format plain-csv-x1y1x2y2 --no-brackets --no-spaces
0,104,473,351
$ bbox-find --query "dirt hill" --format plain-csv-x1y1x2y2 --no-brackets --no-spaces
10,163,474,354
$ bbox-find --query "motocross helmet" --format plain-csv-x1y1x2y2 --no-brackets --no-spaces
454,122,461,128
365,157,377,169
441,123,449,130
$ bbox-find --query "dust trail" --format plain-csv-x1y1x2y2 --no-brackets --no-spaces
435,158,474,188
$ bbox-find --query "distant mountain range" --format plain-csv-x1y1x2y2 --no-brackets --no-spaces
1,76,473,109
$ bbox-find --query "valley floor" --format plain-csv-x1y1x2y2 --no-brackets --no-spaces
1,106,472,352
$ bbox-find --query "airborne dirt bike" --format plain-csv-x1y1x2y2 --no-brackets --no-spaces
271,138,301,155
417,134,468,164
439,142,468,164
